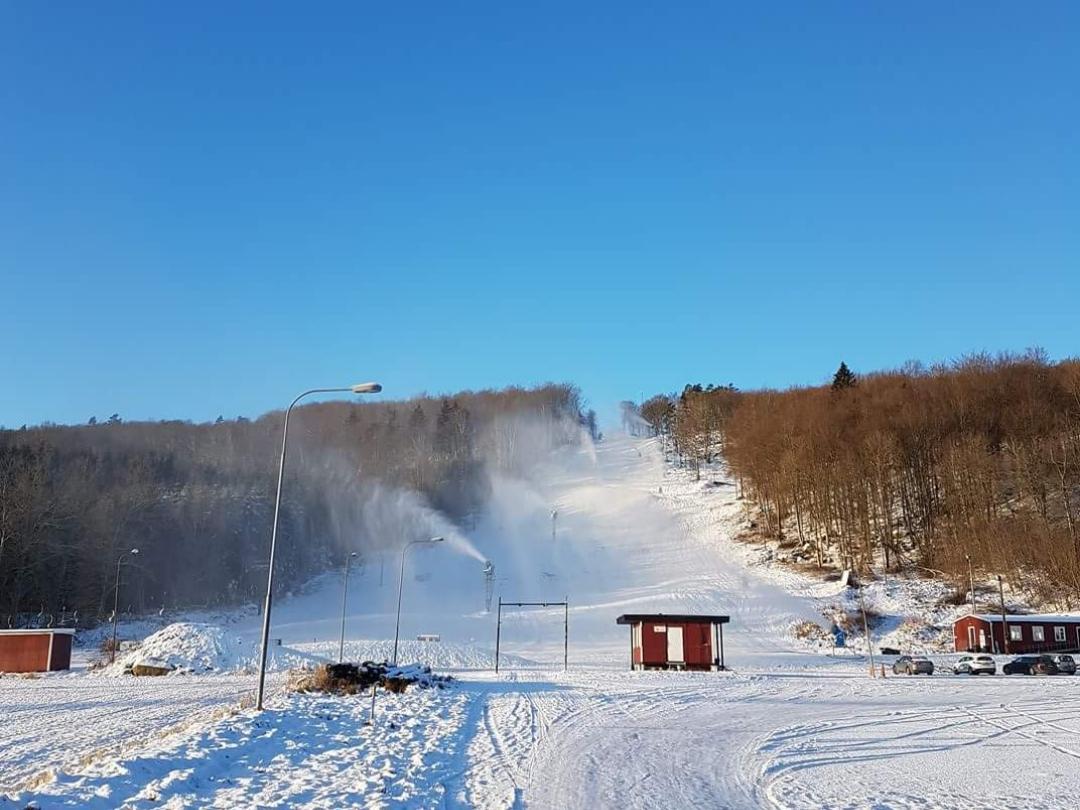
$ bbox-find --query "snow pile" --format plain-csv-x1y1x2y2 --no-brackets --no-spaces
111,622,243,675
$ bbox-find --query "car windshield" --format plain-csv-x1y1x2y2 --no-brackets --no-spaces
1058,656,1074,663
975,656,993,662
912,657,931,663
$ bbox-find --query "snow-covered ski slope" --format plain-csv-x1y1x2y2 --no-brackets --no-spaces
7,433,1080,809
246,431,829,671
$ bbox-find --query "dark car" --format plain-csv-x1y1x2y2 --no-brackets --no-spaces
1003,655,1059,675
893,655,934,675
1051,654,1077,675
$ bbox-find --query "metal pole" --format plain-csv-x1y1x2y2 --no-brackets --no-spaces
366,683,377,725
859,585,876,677
494,597,502,673
551,510,557,543
564,600,568,671
110,554,124,664
719,622,725,670
391,537,442,666
967,554,976,615
256,387,356,711
999,575,1009,654
393,543,409,666
339,552,356,663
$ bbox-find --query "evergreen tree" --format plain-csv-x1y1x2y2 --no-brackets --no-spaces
832,361,857,390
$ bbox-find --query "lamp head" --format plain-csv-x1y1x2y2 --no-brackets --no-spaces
130,548,140,555
430,536,445,543
351,382,383,394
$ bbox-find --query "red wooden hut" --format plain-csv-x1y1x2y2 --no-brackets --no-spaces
953,613,1080,655
616,614,729,671
0,629,75,672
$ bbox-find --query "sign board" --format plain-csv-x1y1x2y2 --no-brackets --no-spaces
416,634,440,642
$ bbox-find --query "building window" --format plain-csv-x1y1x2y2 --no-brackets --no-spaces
1009,625,1024,642
1056,626,1067,642
1032,626,1045,642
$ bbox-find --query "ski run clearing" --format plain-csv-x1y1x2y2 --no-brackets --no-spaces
4,434,1080,809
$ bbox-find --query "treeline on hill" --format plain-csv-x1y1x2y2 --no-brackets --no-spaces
0,384,594,627
639,353,1080,603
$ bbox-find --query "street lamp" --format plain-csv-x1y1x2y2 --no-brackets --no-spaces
392,537,444,666
551,509,558,543
339,552,359,663
110,548,139,664
255,382,382,710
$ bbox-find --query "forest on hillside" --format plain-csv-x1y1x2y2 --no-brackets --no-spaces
639,352,1080,603
0,384,593,627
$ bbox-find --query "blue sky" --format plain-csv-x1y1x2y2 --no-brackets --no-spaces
2,2,1077,428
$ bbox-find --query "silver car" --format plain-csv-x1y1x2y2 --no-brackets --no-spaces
1051,654,1077,675
893,655,934,675
953,654,996,675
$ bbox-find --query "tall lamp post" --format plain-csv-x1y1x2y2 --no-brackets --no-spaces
339,551,359,663
110,548,139,663
255,383,382,711
393,536,444,666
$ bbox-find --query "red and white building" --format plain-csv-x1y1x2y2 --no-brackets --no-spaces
616,613,729,671
953,613,1080,655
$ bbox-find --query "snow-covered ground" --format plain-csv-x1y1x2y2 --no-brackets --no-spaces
5,433,1080,808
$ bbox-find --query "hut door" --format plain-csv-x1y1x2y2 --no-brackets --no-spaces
979,629,987,650
967,626,976,650
667,626,684,663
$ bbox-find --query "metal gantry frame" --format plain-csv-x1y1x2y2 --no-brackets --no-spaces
494,597,568,673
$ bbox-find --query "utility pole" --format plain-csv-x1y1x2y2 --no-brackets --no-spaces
551,509,558,543
998,575,1009,655
966,554,976,615
494,597,502,673
859,584,876,677
338,552,358,663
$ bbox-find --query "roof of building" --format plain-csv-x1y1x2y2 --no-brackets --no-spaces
0,628,76,636
958,613,1080,625
616,614,730,625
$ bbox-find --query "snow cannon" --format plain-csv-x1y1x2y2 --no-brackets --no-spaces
483,560,495,612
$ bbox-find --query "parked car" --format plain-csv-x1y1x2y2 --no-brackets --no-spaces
893,655,934,675
1051,654,1077,675
1003,655,1059,675
953,654,996,675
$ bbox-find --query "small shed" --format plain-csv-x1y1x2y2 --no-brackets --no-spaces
616,614,730,671
0,628,76,673
954,613,1080,655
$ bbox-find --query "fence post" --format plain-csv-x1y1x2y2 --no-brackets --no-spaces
494,597,502,673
